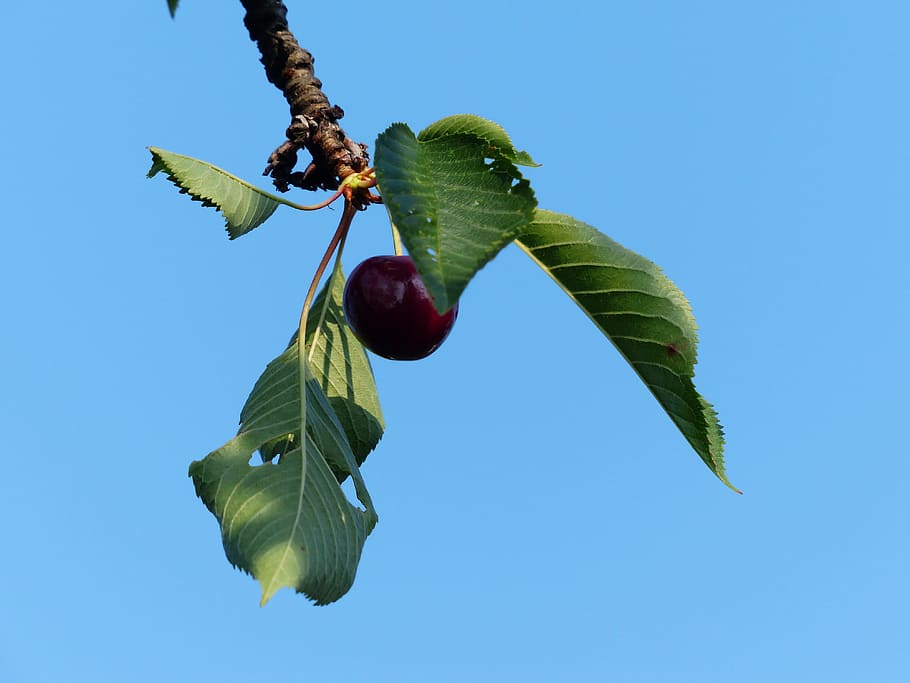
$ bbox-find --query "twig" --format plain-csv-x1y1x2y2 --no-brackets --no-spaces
239,0,371,205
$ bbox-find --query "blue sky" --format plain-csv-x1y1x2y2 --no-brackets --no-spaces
2,2,908,681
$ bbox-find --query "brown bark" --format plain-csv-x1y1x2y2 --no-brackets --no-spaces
239,0,370,200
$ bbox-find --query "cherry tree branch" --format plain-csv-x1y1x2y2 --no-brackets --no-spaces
239,0,370,202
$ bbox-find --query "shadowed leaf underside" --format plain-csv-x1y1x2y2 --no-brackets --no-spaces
516,209,735,491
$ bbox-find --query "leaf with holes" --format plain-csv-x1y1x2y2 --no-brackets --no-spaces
260,262,385,472
516,209,735,491
419,114,540,167
147,146,298,239
190,338,378,606
374,121,537,313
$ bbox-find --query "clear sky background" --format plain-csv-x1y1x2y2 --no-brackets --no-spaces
2,2,908,681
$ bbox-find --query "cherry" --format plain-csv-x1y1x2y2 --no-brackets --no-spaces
342,255,458,360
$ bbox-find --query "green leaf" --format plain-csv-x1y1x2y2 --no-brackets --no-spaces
167,0,179,17
515,210,736,492
305,263,385,463
190,341,378,606
375,122,537,312
261,263,385,471
419,114,540,167
147,146,294,239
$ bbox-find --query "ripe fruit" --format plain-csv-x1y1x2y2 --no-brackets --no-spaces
343,255,458,360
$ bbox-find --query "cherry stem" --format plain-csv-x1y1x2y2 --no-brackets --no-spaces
391,224,403,256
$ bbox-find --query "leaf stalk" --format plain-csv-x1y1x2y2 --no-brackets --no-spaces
296,201,358,496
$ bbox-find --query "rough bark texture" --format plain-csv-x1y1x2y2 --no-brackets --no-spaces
239,0,369,198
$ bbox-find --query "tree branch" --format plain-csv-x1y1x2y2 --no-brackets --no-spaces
239,0,370,203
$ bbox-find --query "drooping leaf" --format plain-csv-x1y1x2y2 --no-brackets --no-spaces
375,122,537,313
167,0,179,17
304,263,385,461
148,147,297,239
190,340,378,606
419,114,540,167
515,209,736,491
260,263,385,471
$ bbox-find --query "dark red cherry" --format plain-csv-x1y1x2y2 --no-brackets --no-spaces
342,255,458,360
